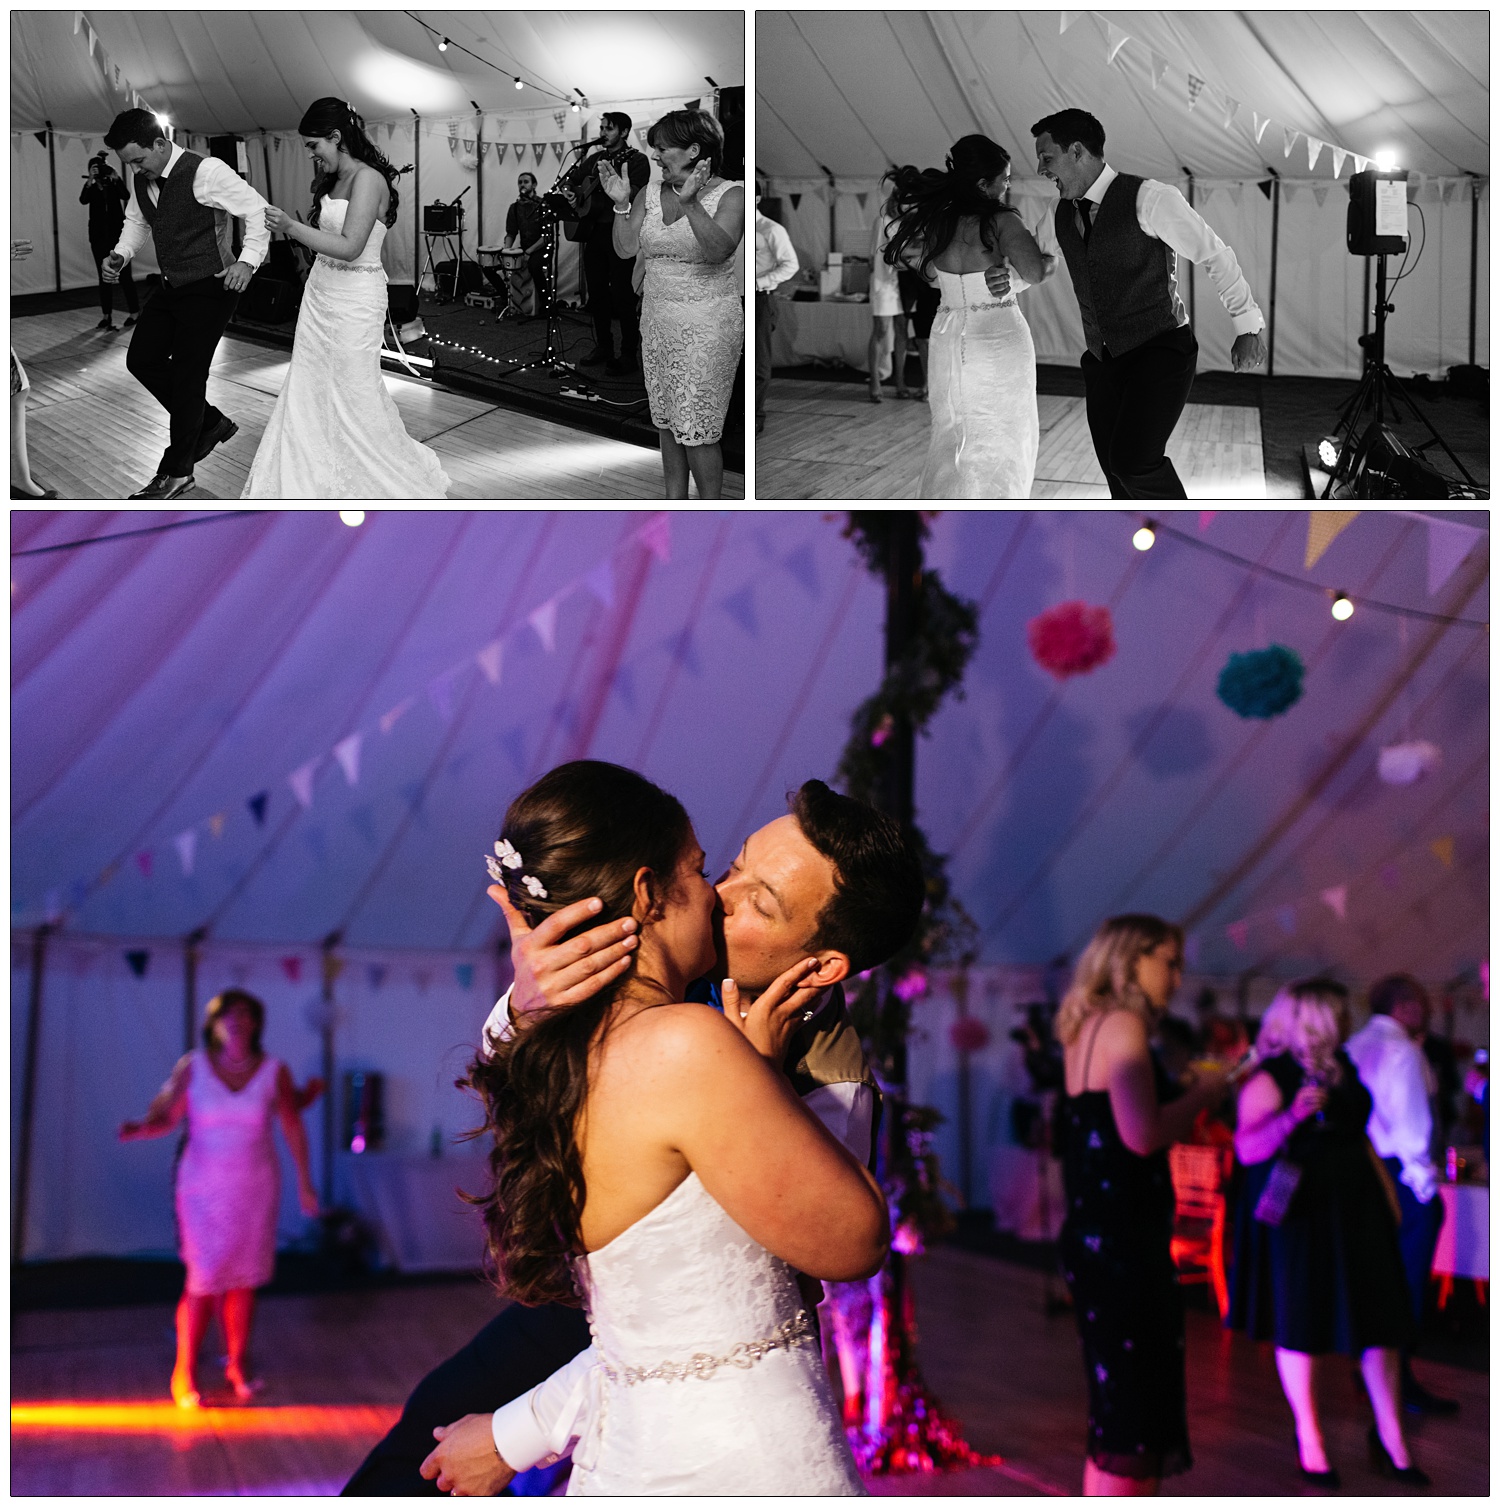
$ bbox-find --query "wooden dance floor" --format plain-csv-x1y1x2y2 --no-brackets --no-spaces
12,1247,1485,1496
10,308,743,502
756,379,1267,500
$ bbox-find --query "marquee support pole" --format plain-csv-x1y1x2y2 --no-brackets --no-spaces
14,925,53,1265
46,121,61,293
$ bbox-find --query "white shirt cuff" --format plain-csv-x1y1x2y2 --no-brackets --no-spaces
491,1393,559,1473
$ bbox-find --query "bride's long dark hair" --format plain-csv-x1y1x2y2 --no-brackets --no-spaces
299,97,400,229
462,760,693,1307
884,134,1018,279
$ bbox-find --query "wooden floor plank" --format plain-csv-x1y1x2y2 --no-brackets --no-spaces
14,308,741,501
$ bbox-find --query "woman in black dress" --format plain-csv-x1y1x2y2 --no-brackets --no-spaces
1055,914,1236,1494
1229,978,1425,1486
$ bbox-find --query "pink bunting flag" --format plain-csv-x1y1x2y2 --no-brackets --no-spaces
380,696,415,735
1227,920,1250,950
333,733,362,787
476,640,504,686
174,830,197,877
208,812,226,839
529,598,559,653
1319,885,1347,921
135,850,154,879
1198,511,1216,533
288,758,319,809
639,512,672,563
280,956,303,983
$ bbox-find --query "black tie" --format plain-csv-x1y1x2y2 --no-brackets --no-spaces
1075,198,1094,246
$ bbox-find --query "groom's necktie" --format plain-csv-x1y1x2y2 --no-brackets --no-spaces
1075,198,1095,246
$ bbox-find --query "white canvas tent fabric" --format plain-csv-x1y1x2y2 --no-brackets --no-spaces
11,508,1488,1260
11,10,743,296
756,11,1489,378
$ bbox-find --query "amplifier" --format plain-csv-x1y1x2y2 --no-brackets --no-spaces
388,283,419,323
238,273,298,324
423,203,464,234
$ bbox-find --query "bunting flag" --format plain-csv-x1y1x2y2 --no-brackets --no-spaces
333,733,362,787
529,598,559,652
379,696,415,734
367,962,387,991
1227,920,1250,950
1221,96,1240,131
1379,862,1401,890
553,111,566,131
1105,22,1130,64
783,544,820,597
723,584,758,637
208,811,227,839
1282,126,1299,159
414,967,432,993
1430,835,1455,868
447,120,459,139
288,758,319,809
551,141,564,160
1353,155,1371,174
478,141,489,159
448,138,459,158
585,559,615,608
1149,52,1169,90
1425,517,1482,594
1198,511,1216,532
280,956,303,983
428,671,457,722
1331,147,1348,178
1059,12,1081,33
513,142,525,161
1307,137,1325,172
174,830,197,877
789,193,801,211
1320,885,1347,920
639,512,672,563
1276,905,1297,936
476,640,504,686
455,962,475,990
135,850,154,878
1187,75,1206,109
855,190,869,210
1304,510,1359,568
1227,183,1244,205
461,138,474,154
1253,112,1270,144
1312,183,1331,209
532,143,546,164
125,949,150,979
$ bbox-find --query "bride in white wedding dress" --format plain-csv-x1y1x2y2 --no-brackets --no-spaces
884,136,1055,500
243,98,448,499
442,762,886,1495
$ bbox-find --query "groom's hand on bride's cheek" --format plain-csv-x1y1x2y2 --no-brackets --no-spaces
490,888,638,1014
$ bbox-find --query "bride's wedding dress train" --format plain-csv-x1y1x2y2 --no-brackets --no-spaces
243,197,449,499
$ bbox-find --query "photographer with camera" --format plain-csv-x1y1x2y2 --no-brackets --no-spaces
81,151,139,332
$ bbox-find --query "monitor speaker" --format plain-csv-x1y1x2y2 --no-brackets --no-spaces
388,283,419,323
1347,170,1410,256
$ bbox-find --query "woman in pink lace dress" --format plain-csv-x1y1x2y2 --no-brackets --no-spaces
600,109,745,499
120,989,320,1407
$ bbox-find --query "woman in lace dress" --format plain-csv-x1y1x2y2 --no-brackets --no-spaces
885,136,1055,499
600,110,745,499
244,98,449,498
451,761,884,1493
119,990,320,1407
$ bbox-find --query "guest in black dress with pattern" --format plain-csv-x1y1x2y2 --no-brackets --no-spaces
1229,978,1427,1487
1055,914,1237,1495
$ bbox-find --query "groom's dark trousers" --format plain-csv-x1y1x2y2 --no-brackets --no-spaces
125,273,239,478
342,1302,591,1494
1081,323,1197,499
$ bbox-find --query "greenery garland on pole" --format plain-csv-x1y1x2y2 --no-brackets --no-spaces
827,513,995,1474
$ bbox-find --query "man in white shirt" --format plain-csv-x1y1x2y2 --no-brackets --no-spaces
101,108,269,499
753,185,799,434
344,780,920,1495
1017,107,1266,499
1346,974,1458,1416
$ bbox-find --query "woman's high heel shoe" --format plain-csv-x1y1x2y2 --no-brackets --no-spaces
1298,1464,1340,1488
1367,1425,1430,1486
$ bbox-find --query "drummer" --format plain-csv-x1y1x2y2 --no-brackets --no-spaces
503,172,548,316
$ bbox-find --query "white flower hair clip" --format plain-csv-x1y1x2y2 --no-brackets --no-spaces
495,838,523,869
522,873,549,899
484,837,547,899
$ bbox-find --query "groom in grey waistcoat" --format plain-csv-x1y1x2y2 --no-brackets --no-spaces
102,108,270,499
1012,108,1266,499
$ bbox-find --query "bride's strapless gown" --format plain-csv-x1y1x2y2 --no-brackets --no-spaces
919,267,1038,500
243,196,449,499
566,1172,865,1495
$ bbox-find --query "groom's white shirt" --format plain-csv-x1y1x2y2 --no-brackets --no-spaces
479,989,874,1473
1041,162,1265,337
110,142,271,270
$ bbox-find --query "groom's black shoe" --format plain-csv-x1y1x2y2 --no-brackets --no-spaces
129,473,196,500
193,415,239,464
579,344,612,367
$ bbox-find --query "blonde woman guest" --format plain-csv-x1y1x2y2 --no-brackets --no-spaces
119,990,320,1408
600,109,744,499
1055,915,1237,1496
1227,978,1425,1486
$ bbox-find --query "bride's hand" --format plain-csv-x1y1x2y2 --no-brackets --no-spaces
597,159,632,207
983,263,1011,300
724,959,823,1064
264,205,293,235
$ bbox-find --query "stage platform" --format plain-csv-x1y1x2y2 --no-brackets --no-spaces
10,304,743,501
11,1245,1486,1495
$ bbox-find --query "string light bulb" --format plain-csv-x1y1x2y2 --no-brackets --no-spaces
437,36,449,51
514,76,524,90
1132,520,1157,552
1331,591,1354,621
338,511,366,528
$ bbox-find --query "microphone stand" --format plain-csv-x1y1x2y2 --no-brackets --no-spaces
506,142,592,380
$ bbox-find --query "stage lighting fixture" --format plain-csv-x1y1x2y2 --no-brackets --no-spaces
1131,521,1156,552
1317,435,1341,469
1374,149,1397,172
1330,591,1354,621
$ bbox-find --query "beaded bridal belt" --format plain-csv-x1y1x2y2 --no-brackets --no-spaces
598,1309,816,1386
315,255,385,274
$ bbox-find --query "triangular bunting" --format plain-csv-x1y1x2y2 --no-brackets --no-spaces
1227,182,1244,205
585,559,615,608
1149,51,1169,90
672,628,700,674
1425,518,1482,595
723,585,758,637
1320,885,1347,921
501,727,527,772
1331,147,1347,178
1282,126,1299,159
789,193,801,211
333,732,362,787
1307,137,1325,172
855,191,868,210
428,671,456,722
288,758,319,809
1304,510,1359,568
1227,920,1250,950
379,696,415,734
529,598,559,653
208,811,227,839
1105,22,1131,65
1312,183,1331,209
280,955,303,983
639,512,672,563
513,142,526,162
1059,12,1081,33
1187,74,1206,110
551,141,564,161
348,804,379,847
1430,835,1454,868
135,850,154,878
476,640,504,685
125,949,150,979
455,962,475,990
174,830,197,876
532,143,545,164
783,544,820,597
1221,96,1240,131
367,962,387,991
1253,112,1270,145
1198,512,1216,533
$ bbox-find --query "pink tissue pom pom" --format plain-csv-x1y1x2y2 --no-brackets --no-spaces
1027,600,1117,679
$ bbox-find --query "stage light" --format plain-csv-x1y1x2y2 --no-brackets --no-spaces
437,36,449,51
1331,591,1354,621
338,511,366,528
1318,434,1341,469
1374,149,1397,172
1132,520,1156,552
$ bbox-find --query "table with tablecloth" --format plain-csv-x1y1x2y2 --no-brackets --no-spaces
768,296,889,376
1432,1181,1487,1281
